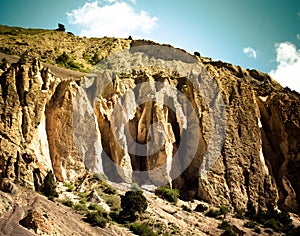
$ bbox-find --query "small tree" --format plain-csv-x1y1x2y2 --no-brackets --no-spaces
41,171,58,198
220,205,229,219
119,191,147,222
194,51,201,57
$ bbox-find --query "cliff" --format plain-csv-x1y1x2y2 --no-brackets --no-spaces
0,26,299,216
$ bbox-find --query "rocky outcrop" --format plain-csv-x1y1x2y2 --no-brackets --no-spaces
0,42,299,214
258,92,300,212
0,59,52,189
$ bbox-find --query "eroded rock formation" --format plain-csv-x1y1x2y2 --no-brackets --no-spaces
0,44,299,213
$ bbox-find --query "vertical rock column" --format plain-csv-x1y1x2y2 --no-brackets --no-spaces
45,80,84,182
0,60,53,188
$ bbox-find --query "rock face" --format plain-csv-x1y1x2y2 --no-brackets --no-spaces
0,59,52,189
0,42,299,213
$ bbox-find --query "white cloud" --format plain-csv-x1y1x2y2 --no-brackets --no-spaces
243,47,257,59
269,42,300,93
67,0,157,38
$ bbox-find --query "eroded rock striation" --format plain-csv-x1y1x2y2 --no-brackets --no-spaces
0,42,299,214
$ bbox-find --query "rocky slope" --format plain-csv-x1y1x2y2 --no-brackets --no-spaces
0,25,299,235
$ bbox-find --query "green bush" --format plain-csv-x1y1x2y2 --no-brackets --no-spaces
105,195,120,211
129,223,157,236
220,206,229,219
90,52,100,65
55,52,82,70
264,219,279,231
85,210,108,228
79,198,87,204
244,221,257,229
118,191,147,222
234,208,245,219
88,204,105,212
77,191,88,198
61,199,74,207
41,171,58,198
218,220,236,236
73,203,89,213
109,211,120,222
154,186,179,203
63,182,74,192
244,201,295,234
103,185,116,194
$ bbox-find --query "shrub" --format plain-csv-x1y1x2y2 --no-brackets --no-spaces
61,199,74,207
63,182,74,192
234,208,245,219
77,192,88,199
119,191,147,222
85,210,108,228
41,171,58,198
79,198,87,204
90,52,100,65
56,52,70,67
194,51,201,57
244,201,295,234
121,191,147,214
154,186,179,203
218,220,236,236
109,211,120,222
55,52,82,70
103,185,116,195
244,221,257,229
220,206,229,219
88,204,105,212
105,195,120,211
129,223,157,236
73,203,89,213
264,219,279,231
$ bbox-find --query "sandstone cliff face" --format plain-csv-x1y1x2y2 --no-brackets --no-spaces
0,59,52,189
0,42,299,213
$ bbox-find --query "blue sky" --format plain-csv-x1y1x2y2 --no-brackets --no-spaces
0,0,299,92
